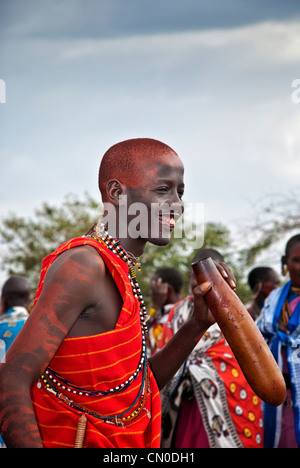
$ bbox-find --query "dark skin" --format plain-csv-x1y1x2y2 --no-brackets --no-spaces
278,243,300,334
282,243,300,288
0,153,235,448
146,275,182,331
150,275,181,309
248,272,281,320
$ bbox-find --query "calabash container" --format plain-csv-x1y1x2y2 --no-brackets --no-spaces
192,257,286,406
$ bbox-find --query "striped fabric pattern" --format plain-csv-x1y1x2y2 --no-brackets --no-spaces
30,237,161,448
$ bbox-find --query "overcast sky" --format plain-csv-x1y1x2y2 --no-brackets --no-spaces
0,0,300,281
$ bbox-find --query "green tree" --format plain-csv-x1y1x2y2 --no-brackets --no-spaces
0,192,99,288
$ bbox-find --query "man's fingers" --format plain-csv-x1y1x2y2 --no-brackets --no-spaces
217,262,236,290
194,281,212,295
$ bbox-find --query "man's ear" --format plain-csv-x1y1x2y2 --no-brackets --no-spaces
281,255,288,276
106,179,126,205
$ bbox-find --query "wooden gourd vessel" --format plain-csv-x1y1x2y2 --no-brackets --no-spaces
192,257,286,406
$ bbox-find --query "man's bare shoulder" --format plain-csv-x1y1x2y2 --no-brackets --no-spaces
45,243,106,282
35,243,108,314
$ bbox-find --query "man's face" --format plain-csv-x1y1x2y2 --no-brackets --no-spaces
286,244,300,287
123,157,185,246
262,272,281,298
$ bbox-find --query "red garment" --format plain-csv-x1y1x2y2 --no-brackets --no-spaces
173,397,210,448
31,237,161,448
205,337,264,448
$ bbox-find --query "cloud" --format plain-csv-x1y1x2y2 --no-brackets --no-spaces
0,3,300,231
1,0,300,41
7,18,298,103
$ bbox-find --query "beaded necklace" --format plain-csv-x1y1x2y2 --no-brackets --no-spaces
39,223,150,426
91,222,147,335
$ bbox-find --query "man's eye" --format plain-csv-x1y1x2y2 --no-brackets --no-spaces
157,187,168,193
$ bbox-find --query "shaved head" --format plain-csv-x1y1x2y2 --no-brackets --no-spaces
98,138,182,202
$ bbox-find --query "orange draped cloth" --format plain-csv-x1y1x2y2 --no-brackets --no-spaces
30,237,161,448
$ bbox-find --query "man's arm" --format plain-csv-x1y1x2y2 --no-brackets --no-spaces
0,246,105,448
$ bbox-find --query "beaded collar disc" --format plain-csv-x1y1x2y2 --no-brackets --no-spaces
39,223,150,426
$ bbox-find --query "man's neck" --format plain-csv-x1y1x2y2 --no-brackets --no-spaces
117,236,146,258
99,217,147,258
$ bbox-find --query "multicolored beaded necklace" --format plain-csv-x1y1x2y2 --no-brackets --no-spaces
39,223,150,426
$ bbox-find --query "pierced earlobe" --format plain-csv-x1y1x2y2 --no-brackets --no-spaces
282,264,288,276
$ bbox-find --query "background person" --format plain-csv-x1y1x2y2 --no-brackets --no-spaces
0,275,31,352
257,234,300,448
147,267,183,356
0,275,31,448
247,266,281,320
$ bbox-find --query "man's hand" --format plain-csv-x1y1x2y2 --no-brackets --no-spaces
150,277,169,310
191,261,236,329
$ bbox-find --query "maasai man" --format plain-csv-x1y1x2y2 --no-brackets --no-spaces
0,138,236,448
247,266,281,320
257,234,300,448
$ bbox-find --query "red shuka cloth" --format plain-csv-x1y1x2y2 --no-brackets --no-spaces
30,237,161,448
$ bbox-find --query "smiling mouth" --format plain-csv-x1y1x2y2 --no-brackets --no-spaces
158,211,181,230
